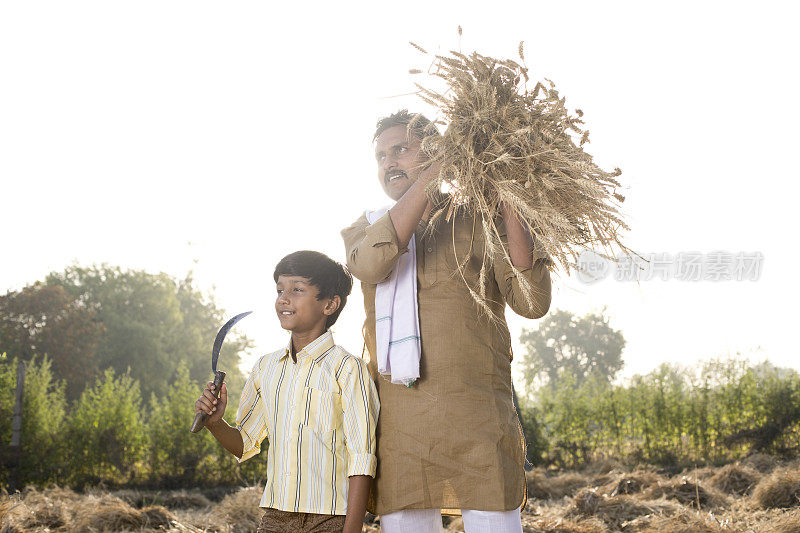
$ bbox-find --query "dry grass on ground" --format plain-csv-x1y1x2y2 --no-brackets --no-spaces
2,459,800,532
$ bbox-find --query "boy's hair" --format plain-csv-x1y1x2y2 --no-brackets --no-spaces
374,109,440,142
273,251,353,329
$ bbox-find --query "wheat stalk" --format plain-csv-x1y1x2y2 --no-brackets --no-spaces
409,40,637,313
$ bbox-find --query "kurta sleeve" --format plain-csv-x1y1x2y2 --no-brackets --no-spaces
235,357,268,463
341,212,408,284
338,355,379,477
492,221,553,320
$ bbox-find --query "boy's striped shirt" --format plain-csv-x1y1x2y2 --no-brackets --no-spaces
235,330,379,515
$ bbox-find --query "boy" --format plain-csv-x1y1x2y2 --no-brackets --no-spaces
194,250,379,533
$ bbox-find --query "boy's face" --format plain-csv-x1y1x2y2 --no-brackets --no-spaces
275,275,337,334
374,125,423,201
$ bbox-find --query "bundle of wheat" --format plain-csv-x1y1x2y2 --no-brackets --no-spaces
409,37,633,313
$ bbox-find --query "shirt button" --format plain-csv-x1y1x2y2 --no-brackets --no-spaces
427,247,433,253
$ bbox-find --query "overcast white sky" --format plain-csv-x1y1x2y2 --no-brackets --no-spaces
1,1,797,384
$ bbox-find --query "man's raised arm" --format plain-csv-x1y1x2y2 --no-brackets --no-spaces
387,164,436,248
342,163,439,284
493,202,552,319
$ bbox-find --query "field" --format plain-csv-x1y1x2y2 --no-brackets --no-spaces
2,455,799,532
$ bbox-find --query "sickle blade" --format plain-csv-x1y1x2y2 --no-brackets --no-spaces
211,311,252,372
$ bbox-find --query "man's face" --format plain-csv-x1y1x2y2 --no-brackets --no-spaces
274,275,333,334
375,125,423,201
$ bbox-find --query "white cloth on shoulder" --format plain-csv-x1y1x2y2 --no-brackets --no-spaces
365,207,421,387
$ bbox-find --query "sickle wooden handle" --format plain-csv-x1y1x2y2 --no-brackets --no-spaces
190,370,226,433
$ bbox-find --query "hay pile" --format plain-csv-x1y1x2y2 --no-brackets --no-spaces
568,489,680,529
681,465,717,480
582,458,623,477
409,38,632,312
72,503,175,532
0,486,259,532
710,463,761,496
1,487,76,531
0,486,179,532
601,470,664,497
162,490,212,509
644,476,728,509
743,452,779,474
629,509,730,533
754,467,800,509
215,486,263,533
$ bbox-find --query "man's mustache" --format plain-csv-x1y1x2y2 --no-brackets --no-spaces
384,170,408,183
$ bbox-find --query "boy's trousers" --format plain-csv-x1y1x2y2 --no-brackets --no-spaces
256,507,346,533
380,507,523,533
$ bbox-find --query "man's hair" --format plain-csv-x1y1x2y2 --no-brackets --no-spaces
374,109,440,141
273,250,353,329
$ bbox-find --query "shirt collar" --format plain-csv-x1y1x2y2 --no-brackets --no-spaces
280,330,335,363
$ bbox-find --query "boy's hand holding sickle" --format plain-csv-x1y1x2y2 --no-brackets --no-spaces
192,311,252,458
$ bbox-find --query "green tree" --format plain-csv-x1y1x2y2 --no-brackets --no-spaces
0,284,104,400
520,309,625,390
64,368,148,485
43,265,250,401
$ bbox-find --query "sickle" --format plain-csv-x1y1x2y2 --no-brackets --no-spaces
190,311,253,433
211,311,253,373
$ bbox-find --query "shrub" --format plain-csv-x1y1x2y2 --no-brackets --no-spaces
147,363,222,485
0,356,67,486
147,362,267,486
64,369,147,485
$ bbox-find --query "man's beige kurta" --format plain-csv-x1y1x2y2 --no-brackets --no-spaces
341,209,552,515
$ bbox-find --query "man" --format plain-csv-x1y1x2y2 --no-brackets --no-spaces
341,110,552,533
